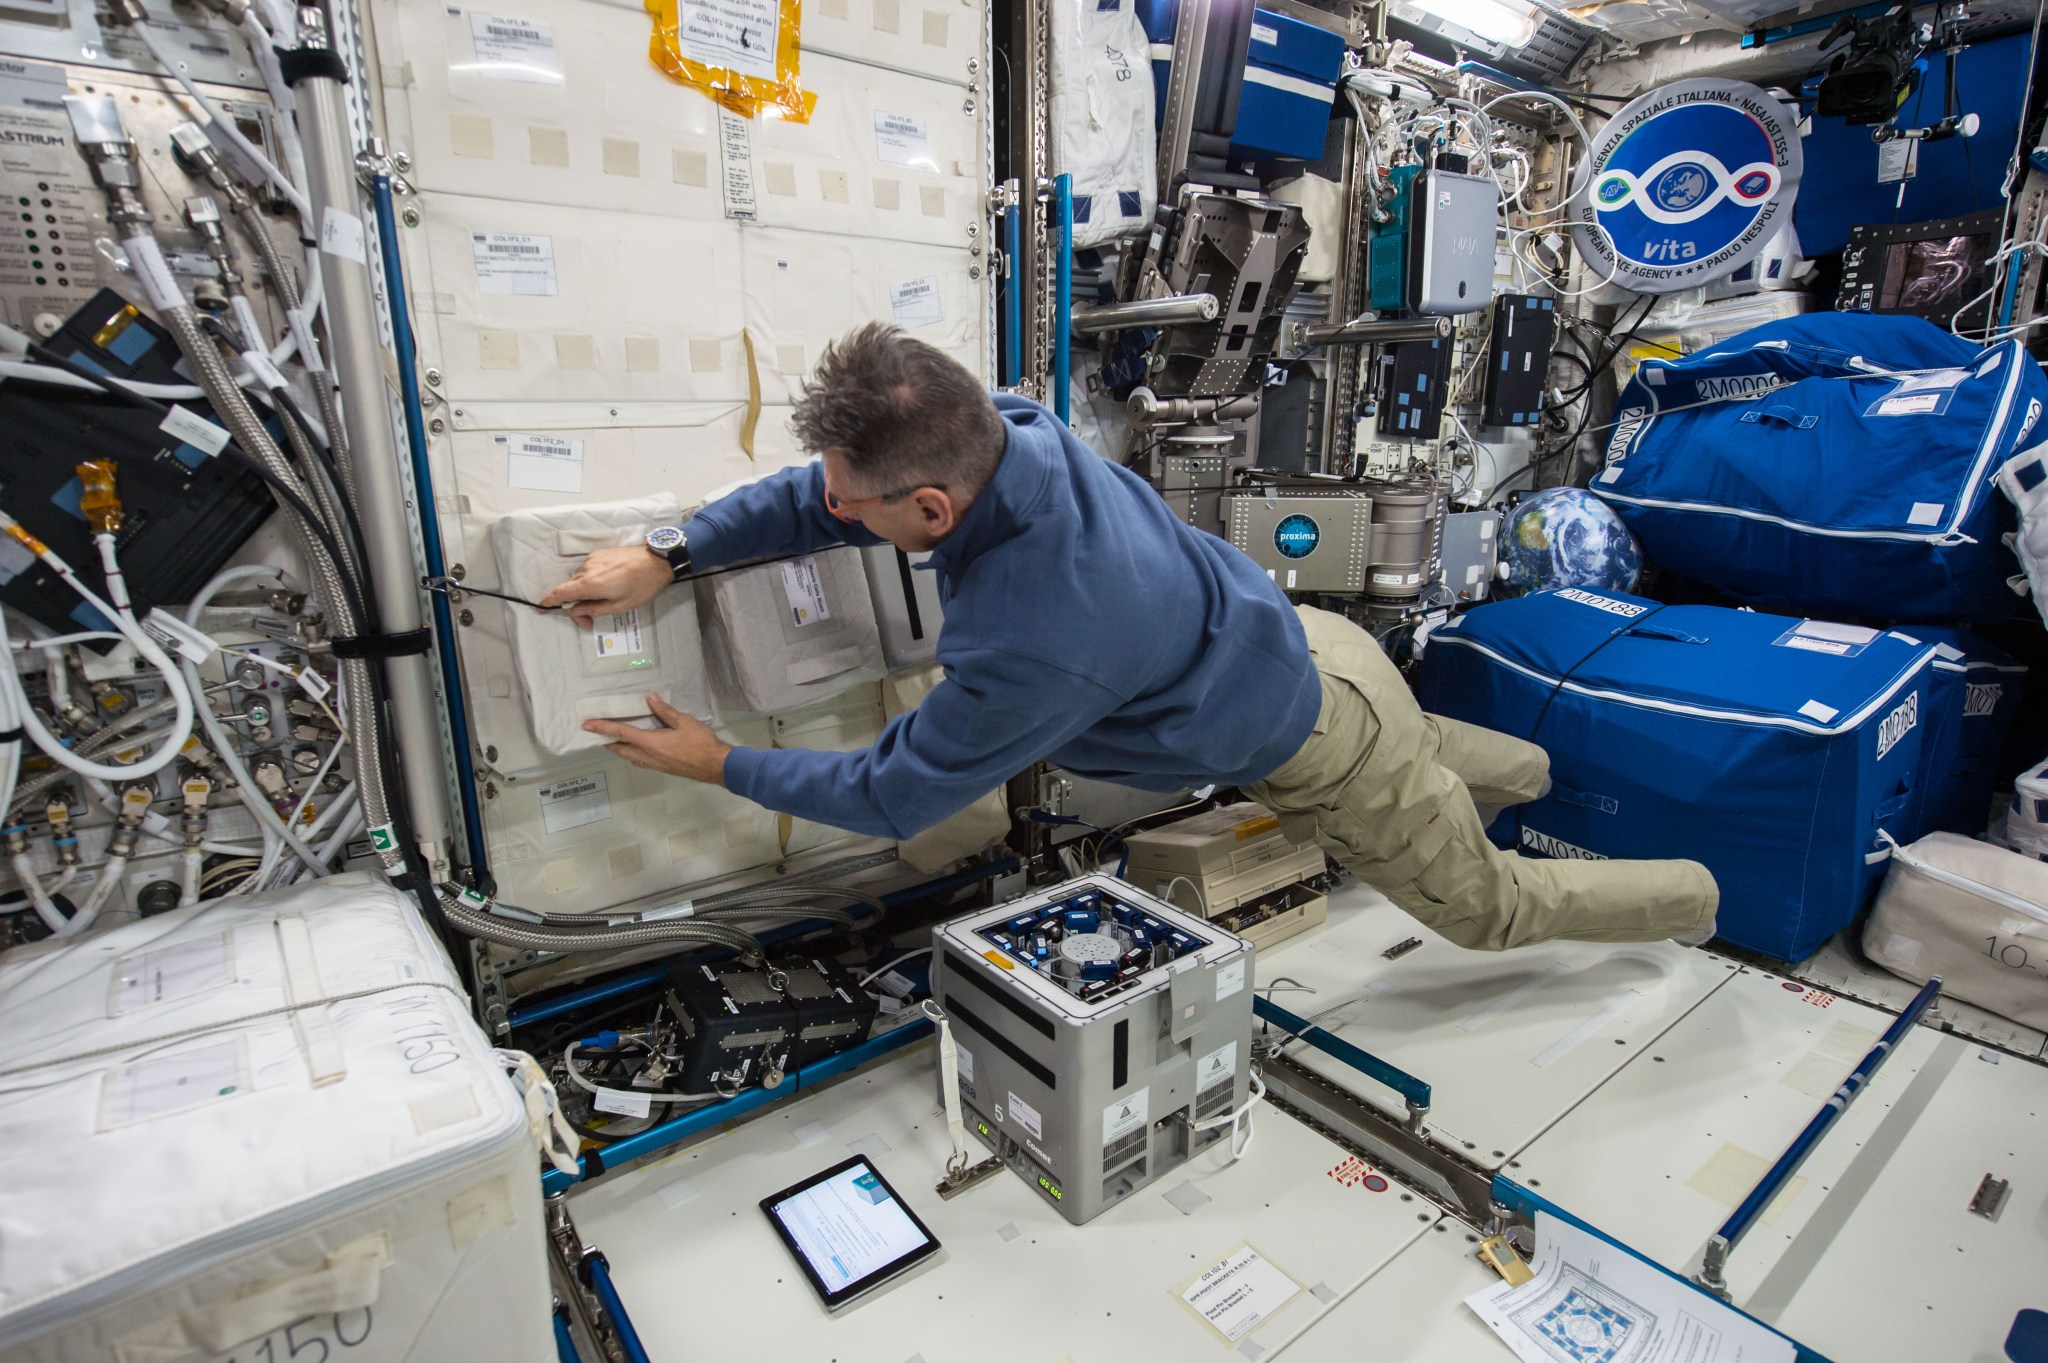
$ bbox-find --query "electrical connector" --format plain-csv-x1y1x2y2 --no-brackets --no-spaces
75,460,122,535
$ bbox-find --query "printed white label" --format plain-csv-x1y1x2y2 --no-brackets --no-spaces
1008,1090,1043,1140
1196,1040,1238,1094
873,109,934,170
319,206,367,265
1214,958,1246,1003
1371,571,1421,586
1781,635,1850,655
1285,568,1297,589
99,1038,248,1130
111,932,233,1014
717,107,757,221
160,404,231,458
1797,699,1840,723
141,607,219,665
889,275,943,328
468,11,562,82
1103,1088,1149,1146
538,772,612,832
594,609,646,659
1907,501,1945,526
1250,21,1279,43
1877,136,1918,183
0,56,66,112
955,1044,974,1087
470,232,558,295
594,1087,652,1118
499,431,584,493
1180,1245,1303,1343
1877,393,1943,416
677,0,781,79
1555,587,1646,617
1874,691,1919,759
779,557,832,627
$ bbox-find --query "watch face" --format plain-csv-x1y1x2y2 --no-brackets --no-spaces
646,526,685,553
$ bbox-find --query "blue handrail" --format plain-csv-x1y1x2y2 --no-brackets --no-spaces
1002,202,1023,388
1253,994,1432,1128
367,173,489,879
1053,173,1073,422
583,1255,651,1363
1699,976,1940,1294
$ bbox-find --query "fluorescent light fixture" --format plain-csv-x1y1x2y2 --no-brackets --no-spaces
1402,0,1539,46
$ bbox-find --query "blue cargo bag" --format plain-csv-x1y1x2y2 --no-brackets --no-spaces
1911,627,2028,838
1593,313,2046,623
1418,588,1941,962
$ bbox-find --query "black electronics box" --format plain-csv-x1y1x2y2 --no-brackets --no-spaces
0,290,273,642
1375,334,1455,438
1481,293,1557,427
1835,210,2003,330
665,955,876,1092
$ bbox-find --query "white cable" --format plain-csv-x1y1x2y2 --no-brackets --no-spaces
856,946,933,989
0,359,210,402
1161,875,1208,916
0,535,194,781
7,853,67,932
63,855,129,937
131,23,310,217
179,847,204,907
1188,1069,1266,1162
180,566,327,877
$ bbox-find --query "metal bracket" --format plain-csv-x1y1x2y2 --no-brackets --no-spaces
1477,1233,1534,1286
936,1155,1007,1200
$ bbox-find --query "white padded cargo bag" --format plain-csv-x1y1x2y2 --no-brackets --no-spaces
0,875,554,1363
1865,832,2048,1030
694,546,886,714
862,543,945,670
489,496,713,758
2007,756,2048,860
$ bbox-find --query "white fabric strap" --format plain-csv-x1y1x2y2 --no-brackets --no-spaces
496,1048,583,1175
274,914,347,1087
922,1000,969,1179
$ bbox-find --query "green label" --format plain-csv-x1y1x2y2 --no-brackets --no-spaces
369,824,397,852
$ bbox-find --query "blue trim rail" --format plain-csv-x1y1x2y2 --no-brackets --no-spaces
1002,200,1023,389
1491,1175,1838,1363
1052,172,1073,423
583,1253,651,1363
367,172,491,880
1252,995,1433,1132
1697,975,1941,1296
542,1020,933,1196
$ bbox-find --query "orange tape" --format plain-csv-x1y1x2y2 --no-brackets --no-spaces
642,0,814,123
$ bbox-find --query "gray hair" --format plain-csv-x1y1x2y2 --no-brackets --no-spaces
790,323,1005,498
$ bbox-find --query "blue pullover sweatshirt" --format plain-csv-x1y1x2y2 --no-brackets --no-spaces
683,394,1321,840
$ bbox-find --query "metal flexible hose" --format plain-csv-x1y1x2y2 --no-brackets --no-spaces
156,299,401,874
7,694,185,812
235,202,358,510
438,892,767,956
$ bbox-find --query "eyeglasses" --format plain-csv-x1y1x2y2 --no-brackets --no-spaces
824,481,945,522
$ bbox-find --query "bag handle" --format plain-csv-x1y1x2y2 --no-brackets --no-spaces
1738,403,1819,431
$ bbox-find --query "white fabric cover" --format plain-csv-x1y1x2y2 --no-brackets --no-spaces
694,547,887,714
1996,439,2048,630
0,875,552,1362
489,496,713,757
1865,832,2048,1030
861,544,945,670
1051,0,1157,249
882,665,1009,872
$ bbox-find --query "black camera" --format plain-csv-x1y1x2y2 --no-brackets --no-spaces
1817,7,1920,125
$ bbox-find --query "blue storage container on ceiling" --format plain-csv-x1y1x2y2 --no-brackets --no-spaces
1418,588,1941,963
1135,0,1345,162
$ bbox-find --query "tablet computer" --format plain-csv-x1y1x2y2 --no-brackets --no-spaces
760,1156,942,1312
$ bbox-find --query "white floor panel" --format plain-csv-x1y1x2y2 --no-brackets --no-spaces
1795,934,2048,1060
1284,1220,1517,1363
1254,882,1739,1168
1514,967,2048,1363
569,1041,1441,1361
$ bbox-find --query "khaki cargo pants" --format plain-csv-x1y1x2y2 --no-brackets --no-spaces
1245,607,1717,952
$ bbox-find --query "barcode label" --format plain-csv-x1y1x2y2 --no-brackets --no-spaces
470,232,557,295
468,10,560,82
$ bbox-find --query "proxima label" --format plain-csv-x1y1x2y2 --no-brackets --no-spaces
1555,588,1647,617
1874,692,1920,759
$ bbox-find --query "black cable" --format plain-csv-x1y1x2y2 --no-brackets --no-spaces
268,385,383,624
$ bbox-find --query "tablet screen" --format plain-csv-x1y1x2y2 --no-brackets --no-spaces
760,1157,941,1309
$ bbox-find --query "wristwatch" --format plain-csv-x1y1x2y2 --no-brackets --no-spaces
644,525,692,582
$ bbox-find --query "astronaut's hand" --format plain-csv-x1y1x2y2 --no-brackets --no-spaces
585,693,731,786
539,547,672,627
